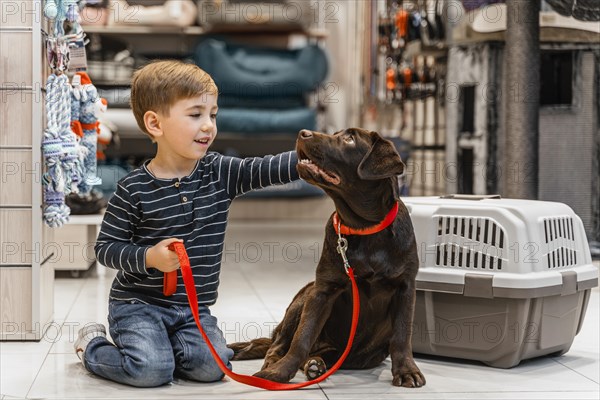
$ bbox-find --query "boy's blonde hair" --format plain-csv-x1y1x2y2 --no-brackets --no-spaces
130,60,218,137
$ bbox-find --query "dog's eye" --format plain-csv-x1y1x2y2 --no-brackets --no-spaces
343,135,355,145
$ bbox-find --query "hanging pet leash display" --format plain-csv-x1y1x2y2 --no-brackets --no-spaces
164,241,360,390
375,1,444,105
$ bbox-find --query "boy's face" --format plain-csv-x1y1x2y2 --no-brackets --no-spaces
156,93,218,161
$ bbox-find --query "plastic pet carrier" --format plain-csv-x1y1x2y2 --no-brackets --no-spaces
404,195,598,368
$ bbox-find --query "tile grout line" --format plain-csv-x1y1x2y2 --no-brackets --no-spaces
309,389,600,395
48,270,91,353
319,382,331,400
24,347,52,399
550,356,600,385
26,270,92,398
234,263,279,323
227,258,331,398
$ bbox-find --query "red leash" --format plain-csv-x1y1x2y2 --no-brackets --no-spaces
163,269,177,297
166,242,360,390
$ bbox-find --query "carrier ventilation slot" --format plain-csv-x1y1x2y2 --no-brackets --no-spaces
543,217,577,268
435,216,506,270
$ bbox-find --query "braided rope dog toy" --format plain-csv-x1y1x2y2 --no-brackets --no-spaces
71,72,102,195
41,0,91,227
42,74,77,227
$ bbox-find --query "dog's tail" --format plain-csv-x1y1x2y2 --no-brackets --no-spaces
228,338,272,360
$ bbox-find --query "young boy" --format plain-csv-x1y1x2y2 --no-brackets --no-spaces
74,60,299,387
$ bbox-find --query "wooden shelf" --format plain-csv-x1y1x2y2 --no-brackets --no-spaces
82,24,328,39
92,21,324,158
82,24,205,35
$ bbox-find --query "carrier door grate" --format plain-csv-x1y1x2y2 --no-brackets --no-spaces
543,217,577,268
435,216,506,270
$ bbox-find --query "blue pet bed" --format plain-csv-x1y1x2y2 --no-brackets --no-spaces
194,39,328,98
217,107,316,134
217,94,306,109
240,179,324,198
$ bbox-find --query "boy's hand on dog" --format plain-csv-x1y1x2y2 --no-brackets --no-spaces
146,238,184,273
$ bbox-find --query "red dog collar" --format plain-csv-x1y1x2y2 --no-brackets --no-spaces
333,201,399,236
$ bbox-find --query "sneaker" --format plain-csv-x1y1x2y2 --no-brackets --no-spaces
74,323,107,363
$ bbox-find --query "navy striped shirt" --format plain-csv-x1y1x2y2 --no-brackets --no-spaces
95,151,299,306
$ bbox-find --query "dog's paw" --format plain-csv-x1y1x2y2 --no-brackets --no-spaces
303,357,327,380
392,356,426,388
227,341,246,351
392,369,426,388
253,368,295,383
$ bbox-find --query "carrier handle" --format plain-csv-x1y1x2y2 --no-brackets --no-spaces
441,194,501,200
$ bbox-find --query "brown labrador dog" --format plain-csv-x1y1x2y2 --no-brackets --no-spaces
229,128,425,388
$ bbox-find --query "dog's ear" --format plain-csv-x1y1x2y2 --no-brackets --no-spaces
357,132,405,180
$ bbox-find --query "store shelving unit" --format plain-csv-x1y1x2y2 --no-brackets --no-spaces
84,19,328,160
0,0,55,340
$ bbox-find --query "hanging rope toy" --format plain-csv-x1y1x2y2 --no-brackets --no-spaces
41,0,88,227
44,0,80,36
46,35,70,74
42,74,74,227
96,98,115,161
71,72,102,195
44,0,58,19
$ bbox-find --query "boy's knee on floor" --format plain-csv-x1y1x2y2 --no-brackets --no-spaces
184,346,233,382
127,365,173,388
191,364,226,383
122,354,175,387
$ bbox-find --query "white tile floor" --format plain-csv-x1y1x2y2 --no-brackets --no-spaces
1,221,599,399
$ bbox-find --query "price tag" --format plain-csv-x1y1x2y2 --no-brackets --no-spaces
68,40,88,72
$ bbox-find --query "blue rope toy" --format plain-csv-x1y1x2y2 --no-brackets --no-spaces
71,72,103,196
44,0,80,36
42,74,80,227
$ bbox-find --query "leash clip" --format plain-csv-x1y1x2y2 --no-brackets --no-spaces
336,222,350,274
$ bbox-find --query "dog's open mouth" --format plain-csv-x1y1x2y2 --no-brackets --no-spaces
298,156,341,185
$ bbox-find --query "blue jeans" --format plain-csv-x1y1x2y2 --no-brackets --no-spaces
84,300,234,387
